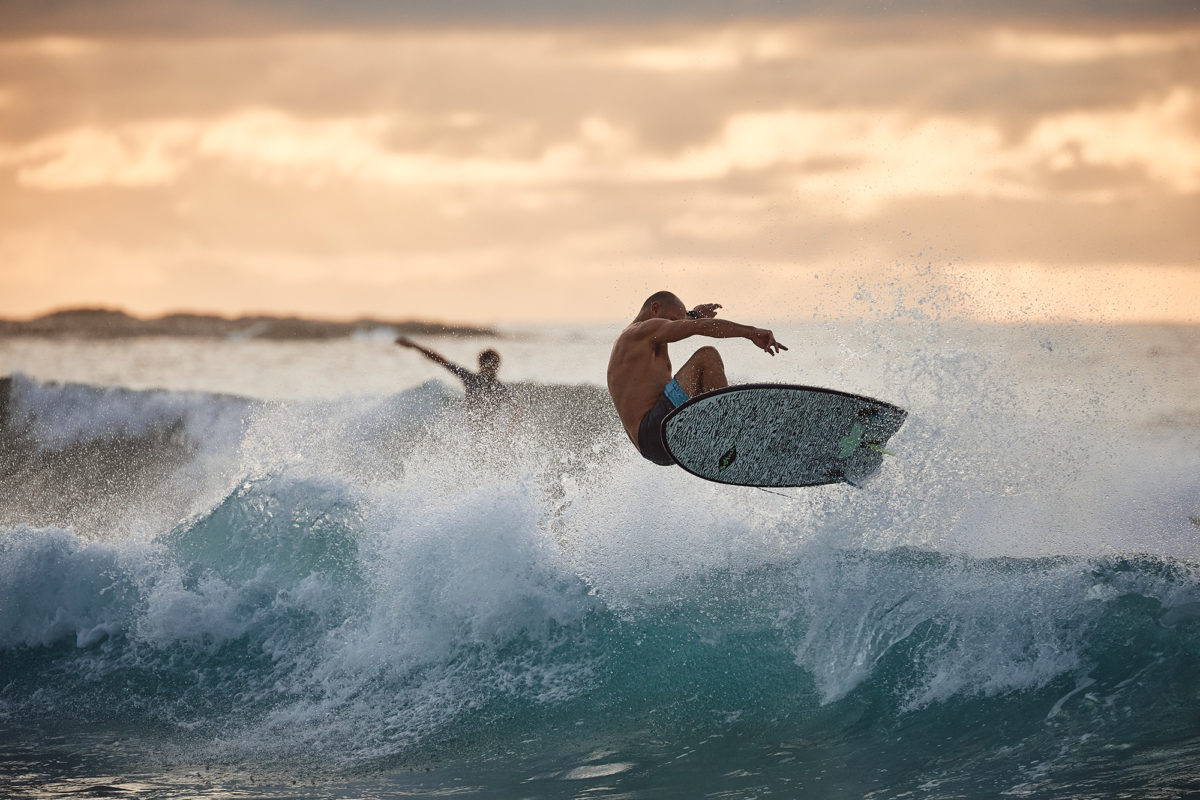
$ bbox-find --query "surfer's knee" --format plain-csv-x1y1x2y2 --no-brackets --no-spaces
692,346,728,393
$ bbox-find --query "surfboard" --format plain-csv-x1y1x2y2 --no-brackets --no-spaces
661,383,907,488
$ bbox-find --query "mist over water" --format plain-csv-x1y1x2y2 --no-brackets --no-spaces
1,312,1198,798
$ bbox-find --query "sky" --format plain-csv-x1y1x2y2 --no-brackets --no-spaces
1,1,1198,325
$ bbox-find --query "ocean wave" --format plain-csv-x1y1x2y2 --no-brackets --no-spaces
3,370,1199,795
2,470,1198,776
1,372,251,451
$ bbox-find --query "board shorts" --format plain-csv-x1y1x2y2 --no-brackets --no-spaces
637,379,690,466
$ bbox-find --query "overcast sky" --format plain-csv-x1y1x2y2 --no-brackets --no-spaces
1,1,1197,324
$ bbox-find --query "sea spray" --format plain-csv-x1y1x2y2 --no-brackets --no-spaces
2,319,1199,797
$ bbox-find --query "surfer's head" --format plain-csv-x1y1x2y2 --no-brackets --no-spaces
641,290,688,320
478,348,501,376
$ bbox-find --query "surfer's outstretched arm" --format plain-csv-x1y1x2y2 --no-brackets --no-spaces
395,337,472,380
645,318,787,356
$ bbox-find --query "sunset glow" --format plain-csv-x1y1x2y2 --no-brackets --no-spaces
1,7,1197,324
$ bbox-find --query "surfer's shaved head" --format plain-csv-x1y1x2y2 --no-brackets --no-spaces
641,291,684,312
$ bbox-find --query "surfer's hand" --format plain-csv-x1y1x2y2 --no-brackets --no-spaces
691,303,722,319
395,336,413,347
751,328,787,356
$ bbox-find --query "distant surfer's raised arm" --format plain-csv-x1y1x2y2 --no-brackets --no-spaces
395,336,472,380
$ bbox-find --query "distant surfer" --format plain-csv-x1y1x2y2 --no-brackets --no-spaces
395,336,512,413
607,291,786,466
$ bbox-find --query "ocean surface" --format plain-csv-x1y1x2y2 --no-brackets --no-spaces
1,319,1198,799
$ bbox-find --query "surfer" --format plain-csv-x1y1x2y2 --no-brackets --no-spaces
395,336,512,413
607,291,786,466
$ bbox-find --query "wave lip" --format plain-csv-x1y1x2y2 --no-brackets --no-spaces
1,373,251,451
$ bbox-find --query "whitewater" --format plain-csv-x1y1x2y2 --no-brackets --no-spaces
1,317,1198,798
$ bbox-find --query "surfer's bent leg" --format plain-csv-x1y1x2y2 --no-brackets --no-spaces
674,346,728,397
636,382,688,466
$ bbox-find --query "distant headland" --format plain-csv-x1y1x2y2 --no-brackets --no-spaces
0,308,495,340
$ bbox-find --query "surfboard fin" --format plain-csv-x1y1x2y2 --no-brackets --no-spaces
827,469,861,488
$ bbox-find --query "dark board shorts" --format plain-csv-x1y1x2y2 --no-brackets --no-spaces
637,380,689,466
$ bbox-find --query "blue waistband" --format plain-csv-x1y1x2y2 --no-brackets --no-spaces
664,378,690,408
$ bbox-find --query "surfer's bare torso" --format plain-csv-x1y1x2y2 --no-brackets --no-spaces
607,318,684,445
606,293,787,453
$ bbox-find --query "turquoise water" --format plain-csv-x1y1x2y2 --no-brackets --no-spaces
1,323,1199,798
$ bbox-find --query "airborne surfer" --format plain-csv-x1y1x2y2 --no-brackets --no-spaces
606,291,786,466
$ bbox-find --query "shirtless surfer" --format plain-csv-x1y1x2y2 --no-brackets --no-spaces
607,291,786,466
396,336,511,413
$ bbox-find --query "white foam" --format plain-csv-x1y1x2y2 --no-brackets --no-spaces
6,371,249,452
0,525,144,649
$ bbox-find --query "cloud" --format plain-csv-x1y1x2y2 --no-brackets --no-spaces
8,122,192,188
595,28,810,73
2,0,1199,40
1024,88,1200,194
0,18,1197,322
989,28,1200,62
12,89,1196,218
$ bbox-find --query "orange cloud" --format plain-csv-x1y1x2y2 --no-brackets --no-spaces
0,20,1196,324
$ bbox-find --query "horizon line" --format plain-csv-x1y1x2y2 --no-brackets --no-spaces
2,304,1198,330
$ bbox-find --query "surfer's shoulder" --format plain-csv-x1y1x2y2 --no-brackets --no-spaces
620,318,670,342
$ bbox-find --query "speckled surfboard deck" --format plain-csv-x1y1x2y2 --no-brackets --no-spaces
662,383,907,488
